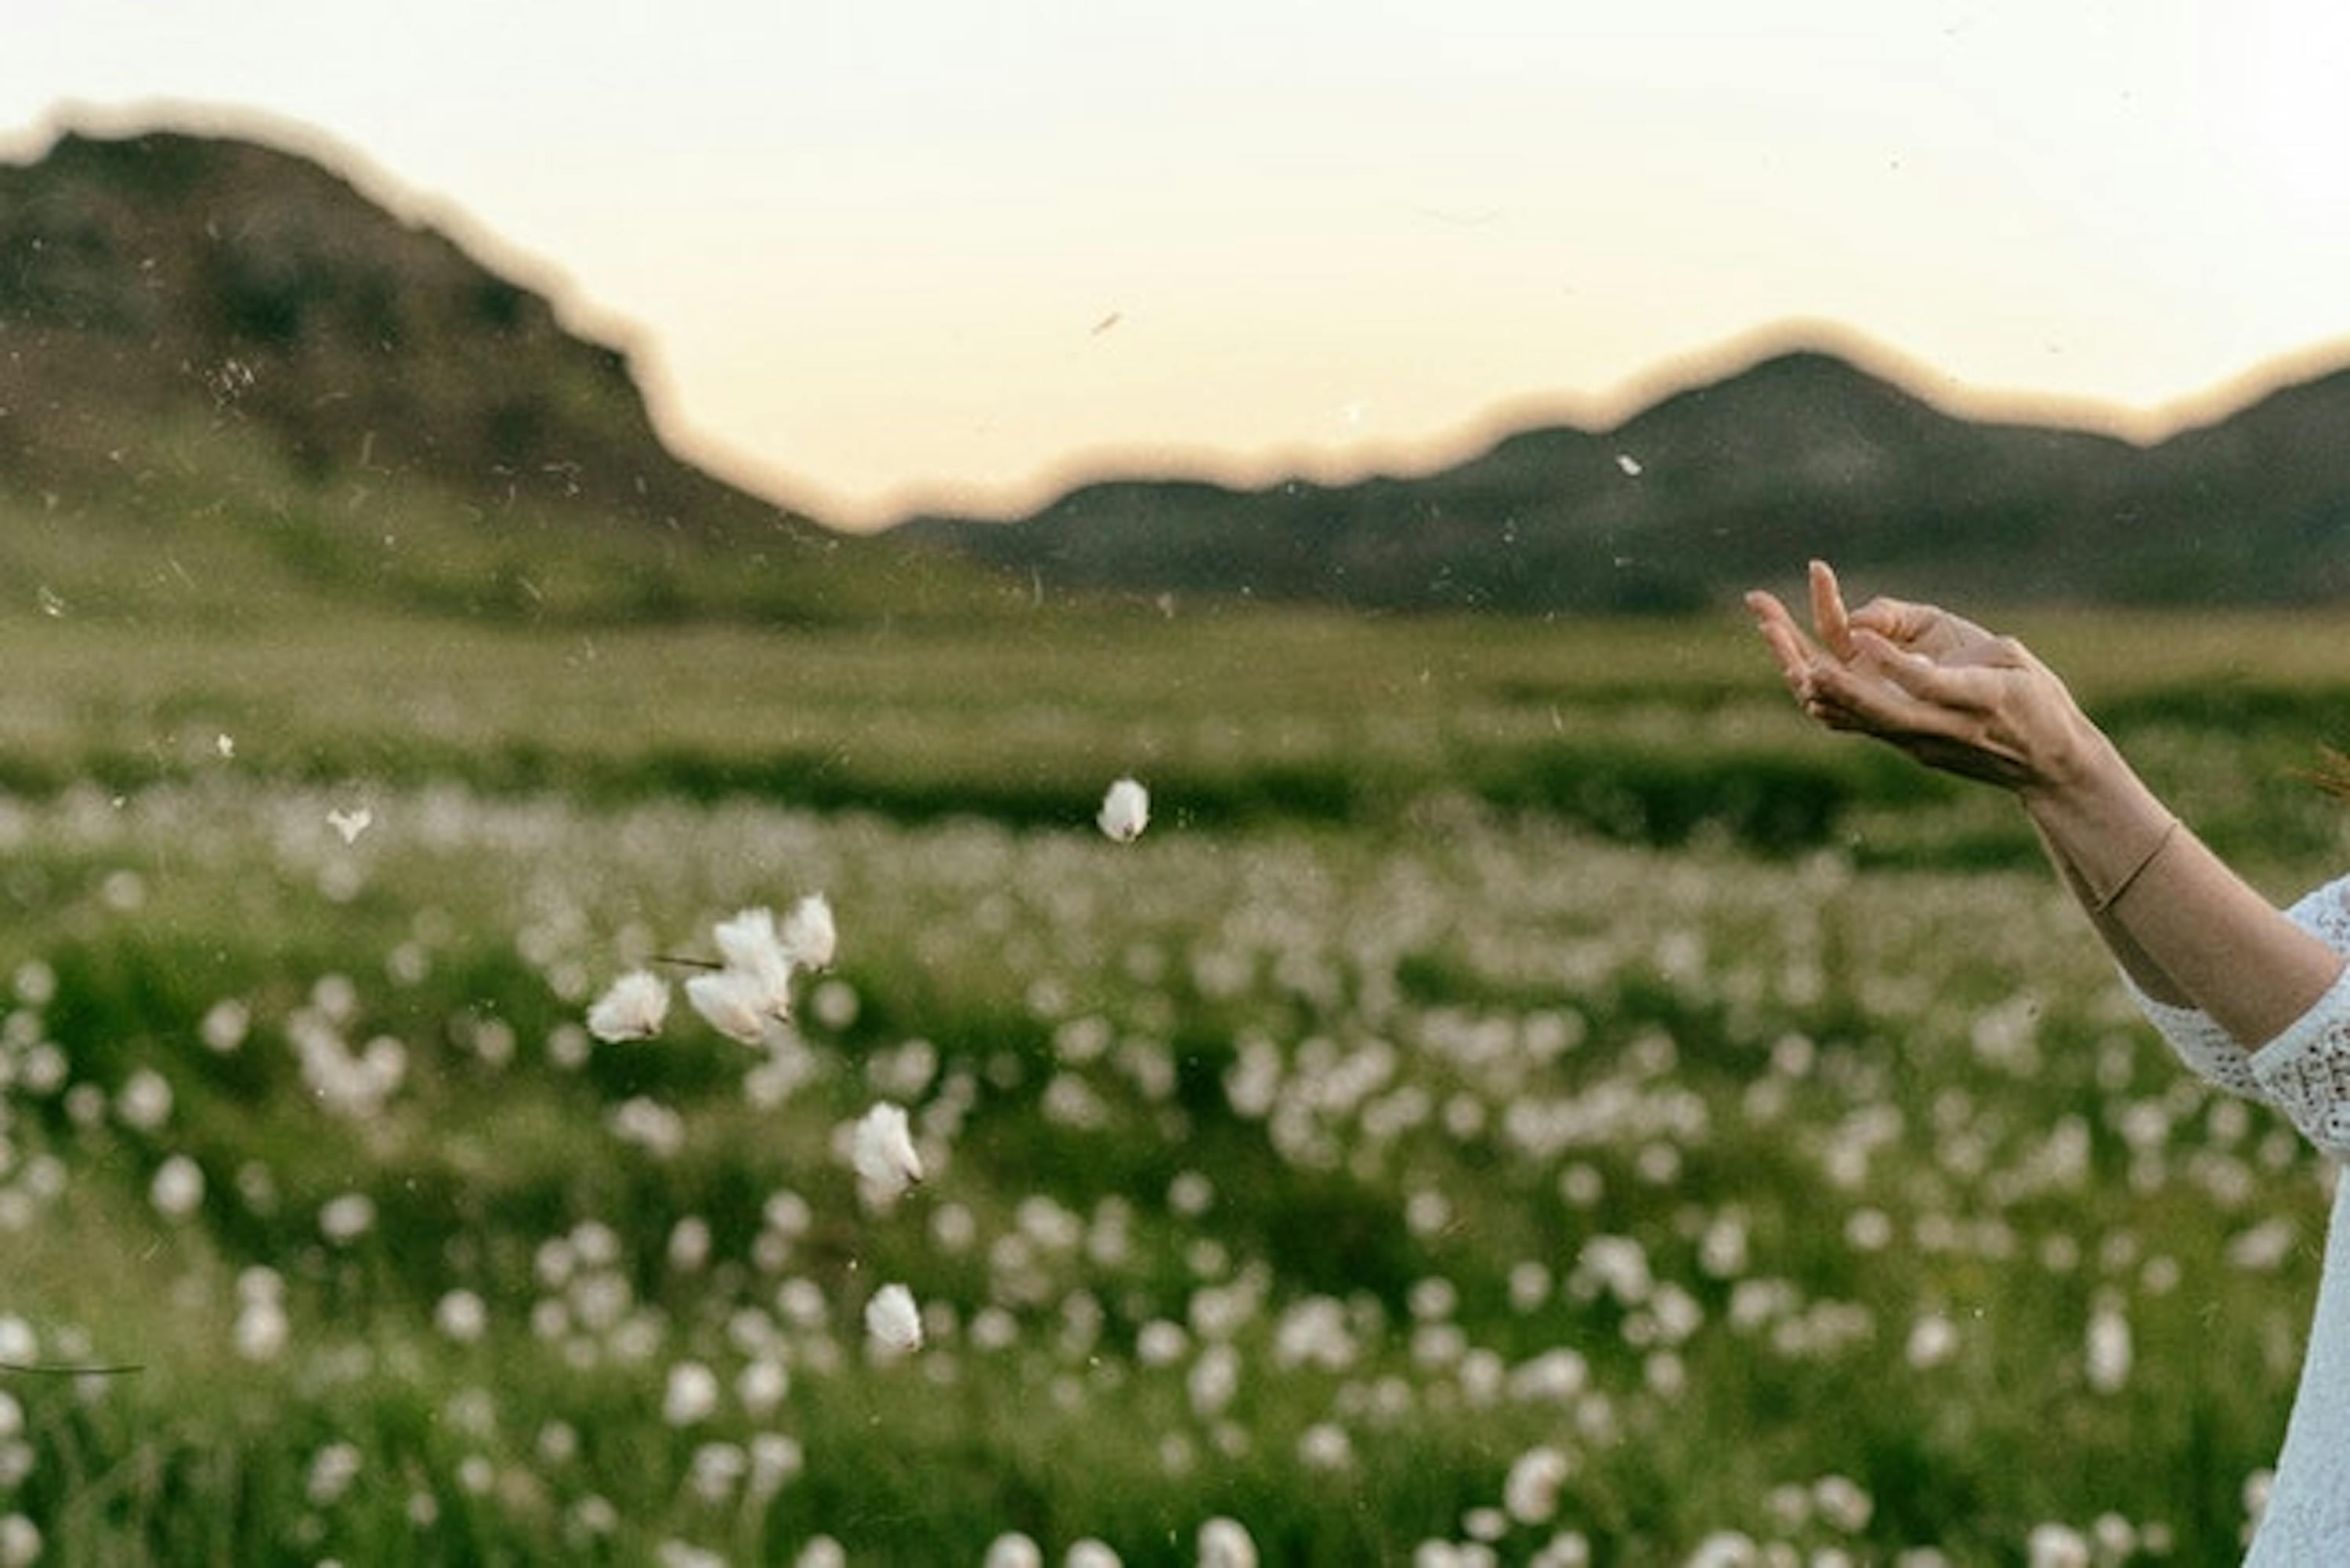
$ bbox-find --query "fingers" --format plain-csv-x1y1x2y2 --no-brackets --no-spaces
1844,628,1992,710
1742,591,1820,691
1846,595,1932,639
1808,560,1855,660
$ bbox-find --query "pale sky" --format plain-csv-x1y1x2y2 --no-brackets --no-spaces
9,1,2350,529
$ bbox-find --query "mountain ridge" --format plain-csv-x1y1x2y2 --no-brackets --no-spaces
895,342,2350,611
0,123,993,625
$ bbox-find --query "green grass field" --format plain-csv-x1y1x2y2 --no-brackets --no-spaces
2,597,2348,1565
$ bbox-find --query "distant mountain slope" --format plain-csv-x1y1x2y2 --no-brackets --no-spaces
0,126,985,625
897,348,2350,611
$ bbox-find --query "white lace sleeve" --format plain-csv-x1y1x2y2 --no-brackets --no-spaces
2245,876,2350,1156
2121,971,2275,1103
2120,873,2350,1109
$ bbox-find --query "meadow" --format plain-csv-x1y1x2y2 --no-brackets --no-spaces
3,598,2350,1566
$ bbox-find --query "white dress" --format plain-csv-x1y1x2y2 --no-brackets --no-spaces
2128,873,2350,1563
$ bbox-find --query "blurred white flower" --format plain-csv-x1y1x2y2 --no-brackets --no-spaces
780,893,837,970
2085,1296,2132,1394
851,1101,924,1198
1813,1474,1874,1533
686,969,779,1046
1530,1532,1592,1568
668,1216,712,1272
689,1441,746,1504
199,998,250,1053
1098,778,1149,843
984,1533,1045,1568
1906,1311,1960,1369
319,1192,376,1245
1197,1515,1259,1568
2244,1467,2275,1533
748,1433,804,1499
435,1289,488,1344
663,1360,721,1427
117,1068,173,1132
233,1295,289,1361
1683,1534,1756,1568
739,1357,790,1416
1066,1542,1123,1568
150,1155,205,1219
306,1440,363,1506
1504,1445,1572,1525
1296,1421,1354,1470
865,1283,924,1354
2025,1523,2090,1568
0,1514,37,1568
587,971,670,1042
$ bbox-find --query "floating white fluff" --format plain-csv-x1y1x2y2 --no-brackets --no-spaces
713,908,795,1010
587,970,670,1042
685,969,776,1046
780,893,837,970
1097,777,1149,843
851,1101,924,1198
864,1283,924,1354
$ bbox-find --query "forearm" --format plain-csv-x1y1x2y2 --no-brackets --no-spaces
2024,728,2342,1046
2030,817,2196,1008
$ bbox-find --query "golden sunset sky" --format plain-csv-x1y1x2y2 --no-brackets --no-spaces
8,1,2350,527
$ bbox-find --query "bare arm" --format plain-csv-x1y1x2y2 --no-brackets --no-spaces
2030,817,2196,1009
2015,717,2339,1045
1747,562,2341,1047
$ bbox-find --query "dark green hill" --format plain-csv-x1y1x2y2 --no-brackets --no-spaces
0,125,992,626
897,345,2350,612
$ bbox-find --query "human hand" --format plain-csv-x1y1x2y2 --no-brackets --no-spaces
1744,561,2099,794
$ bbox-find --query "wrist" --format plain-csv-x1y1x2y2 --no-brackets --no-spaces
2016,697,2120,805
2019,729,2175,902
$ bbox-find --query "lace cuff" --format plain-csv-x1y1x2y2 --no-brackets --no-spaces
2248,963,2350,1158
2120,971,2272,1104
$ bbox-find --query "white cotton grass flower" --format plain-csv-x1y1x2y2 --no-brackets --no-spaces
685,969,779,1046
1097,777,1149,843
2085,1295,2132,1394
0,1514,38,1568
149,1154,205,1219
319,1191,376,1245
587,970,670,1043
1197,1516,1260,1568
851,1101,924,1200
1503,1446,1573,1525
663,1360,721,1427
1065,1542,1123,1568
2026,1522,2092,1568
984,1534,1045,1568
864,1283,924,1355
779,893,837,970
435,1289,488,1344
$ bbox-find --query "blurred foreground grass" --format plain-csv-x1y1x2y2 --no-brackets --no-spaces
0,602,2346,1564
